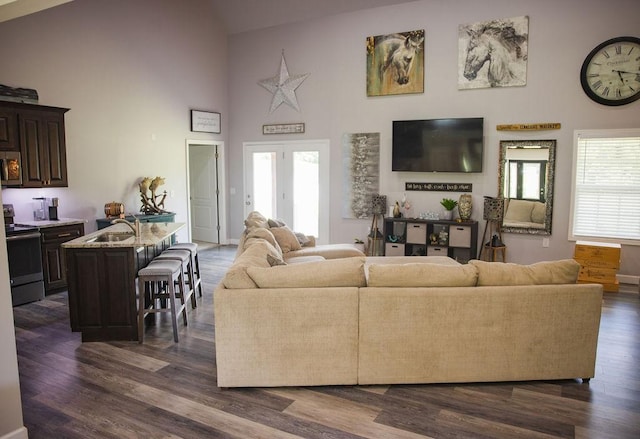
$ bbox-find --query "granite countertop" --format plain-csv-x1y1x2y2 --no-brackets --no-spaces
62,222,185,248
15,218,86,228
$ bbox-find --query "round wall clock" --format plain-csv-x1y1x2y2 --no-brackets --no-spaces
580,36,640,106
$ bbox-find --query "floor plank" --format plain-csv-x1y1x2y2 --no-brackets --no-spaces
12,245,640,438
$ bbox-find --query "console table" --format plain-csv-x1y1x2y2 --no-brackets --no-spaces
383,217,478,263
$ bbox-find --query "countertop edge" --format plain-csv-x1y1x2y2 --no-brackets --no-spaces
62,222,185,248
15,218,87,228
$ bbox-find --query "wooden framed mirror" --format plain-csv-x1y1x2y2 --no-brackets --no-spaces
498,139,556,235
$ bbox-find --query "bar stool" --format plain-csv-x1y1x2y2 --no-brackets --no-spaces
137,259,188,343
167,243,202,297
154,249,197,309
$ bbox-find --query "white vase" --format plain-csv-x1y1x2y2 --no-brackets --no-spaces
442,210,453,220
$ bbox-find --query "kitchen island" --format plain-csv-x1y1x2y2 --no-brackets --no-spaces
62,222,185,342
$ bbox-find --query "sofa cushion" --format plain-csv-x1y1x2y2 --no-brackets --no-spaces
285,243,364,260
245,227,282,256
531,201,546,224
267,254,287,266
222,240,280,289
247,257,367,288
504,199,535,223
244,211,269,229
268,217,287,227
368,263,478,287
286,255,326,264
469,259,581,286
295,232,312,247
270,226,303,252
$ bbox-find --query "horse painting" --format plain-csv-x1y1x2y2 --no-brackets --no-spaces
367,29,424,96
458,16,528,89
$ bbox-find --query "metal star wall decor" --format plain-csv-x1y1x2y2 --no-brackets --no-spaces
258,51,310,113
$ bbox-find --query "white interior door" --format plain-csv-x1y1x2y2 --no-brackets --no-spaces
244,140,329,243
187,142,223,243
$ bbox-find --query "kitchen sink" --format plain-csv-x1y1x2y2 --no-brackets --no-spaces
86,231,135,243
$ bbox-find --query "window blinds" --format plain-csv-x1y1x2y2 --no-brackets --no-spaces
573,133,640,242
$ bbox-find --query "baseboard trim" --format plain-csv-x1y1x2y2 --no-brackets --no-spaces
0,426,29,439
617,274,640,285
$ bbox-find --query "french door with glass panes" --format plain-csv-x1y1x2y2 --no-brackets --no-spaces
243,140,329,243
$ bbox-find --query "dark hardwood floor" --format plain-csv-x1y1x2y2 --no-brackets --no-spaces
13,245,640,438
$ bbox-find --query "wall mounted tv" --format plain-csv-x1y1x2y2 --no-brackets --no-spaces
392,117,484,173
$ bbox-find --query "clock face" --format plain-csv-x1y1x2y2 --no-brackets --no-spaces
580,36,640,106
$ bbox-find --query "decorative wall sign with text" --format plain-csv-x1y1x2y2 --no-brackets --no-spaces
262,123,305,134
406,182,472,192
190,110,221,133
496,123,561,131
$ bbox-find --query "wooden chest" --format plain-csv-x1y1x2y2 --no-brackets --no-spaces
574,241,620,292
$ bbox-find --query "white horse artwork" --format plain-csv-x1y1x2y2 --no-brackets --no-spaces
458,16,528,89
367,29,424,96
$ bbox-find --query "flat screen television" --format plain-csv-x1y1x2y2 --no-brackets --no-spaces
392,117,484,173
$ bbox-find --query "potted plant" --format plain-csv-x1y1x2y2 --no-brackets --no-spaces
440,198,458,220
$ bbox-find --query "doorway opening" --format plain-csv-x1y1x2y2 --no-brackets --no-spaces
186,139,227,245
243,139,329,243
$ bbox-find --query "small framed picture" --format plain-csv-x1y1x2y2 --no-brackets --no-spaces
190,110,221,133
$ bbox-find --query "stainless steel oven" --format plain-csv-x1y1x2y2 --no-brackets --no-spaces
3,204,44,306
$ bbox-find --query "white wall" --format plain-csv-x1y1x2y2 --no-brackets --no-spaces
0,0,228,243
0,1,227,435
226,0,640,274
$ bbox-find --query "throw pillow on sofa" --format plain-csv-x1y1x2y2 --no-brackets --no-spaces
367,263,478,287
247,257,367,288
222,240,281,289
270,226,303,252
469,259,580,286
245,227,282,255
244,211,269,229
269,217,312,247
267,254,287,266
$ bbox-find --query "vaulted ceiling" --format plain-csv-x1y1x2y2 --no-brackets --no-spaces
0,0,418,32
209,0,418,34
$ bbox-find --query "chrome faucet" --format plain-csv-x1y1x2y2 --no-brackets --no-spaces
111,217,141,237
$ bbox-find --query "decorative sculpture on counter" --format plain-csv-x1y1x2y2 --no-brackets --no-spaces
139,176,168,214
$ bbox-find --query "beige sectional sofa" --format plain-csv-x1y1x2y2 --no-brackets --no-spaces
214,212,603,388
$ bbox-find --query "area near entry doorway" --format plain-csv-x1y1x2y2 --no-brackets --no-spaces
186,139,227,245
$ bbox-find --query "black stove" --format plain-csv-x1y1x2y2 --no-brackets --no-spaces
3,204,44,306
5,224,40,236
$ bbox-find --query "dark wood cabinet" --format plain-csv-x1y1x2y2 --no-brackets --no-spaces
19,109,68,187
0,109,18,151
64,231,175,342
0,101,69,187
66,247,138,342
40,223,84,294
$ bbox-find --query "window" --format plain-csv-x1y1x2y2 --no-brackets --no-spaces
570,129,640,244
